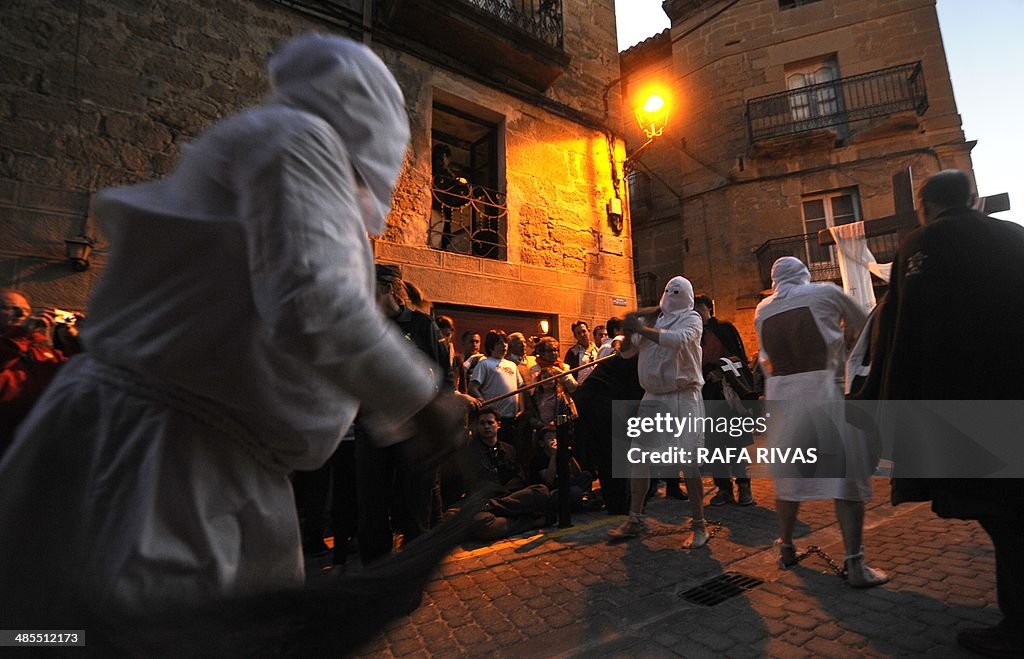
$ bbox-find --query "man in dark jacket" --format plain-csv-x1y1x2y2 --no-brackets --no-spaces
867,170,1024,656
462,408,551,540
573,353,644,514
353,264,456,564
694,294,757,507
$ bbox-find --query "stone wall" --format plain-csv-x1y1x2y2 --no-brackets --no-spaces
0,0,635,347
623,0,975,348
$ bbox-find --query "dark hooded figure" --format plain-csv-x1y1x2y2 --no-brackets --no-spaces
866,169,1024,656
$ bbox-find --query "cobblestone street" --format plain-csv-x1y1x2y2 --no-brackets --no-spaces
325,478,998,657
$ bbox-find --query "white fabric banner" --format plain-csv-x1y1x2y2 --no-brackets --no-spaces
829,221,877,311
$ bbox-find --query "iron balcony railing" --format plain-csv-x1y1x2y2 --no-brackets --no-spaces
428,176,508,260
747,62,928,143
461,0,564,49
754,231,900,290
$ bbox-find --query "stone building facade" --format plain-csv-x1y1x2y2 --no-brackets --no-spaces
620,0,974,346
0,0,635,348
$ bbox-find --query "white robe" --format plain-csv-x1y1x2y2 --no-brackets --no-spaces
0,35,436,622
634,276,705,454
755,278,870,501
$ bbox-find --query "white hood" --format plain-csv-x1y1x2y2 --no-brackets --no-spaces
770,256,811,299
269,33,410,235
659,276,695,316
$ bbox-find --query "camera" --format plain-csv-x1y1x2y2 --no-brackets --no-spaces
53,309,77,326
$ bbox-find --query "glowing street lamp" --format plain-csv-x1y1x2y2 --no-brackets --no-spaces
635,94,668,140
624,93,670,173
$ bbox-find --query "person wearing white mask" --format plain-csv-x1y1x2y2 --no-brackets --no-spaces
755,256,887,588
610,276,709,548
0,33,465,626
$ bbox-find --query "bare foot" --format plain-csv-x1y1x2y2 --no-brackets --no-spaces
845,556,890,588
684,520,708,549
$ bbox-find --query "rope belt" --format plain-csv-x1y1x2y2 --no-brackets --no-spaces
84,355,288,474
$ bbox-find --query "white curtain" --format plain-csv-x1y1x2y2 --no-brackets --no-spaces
829,221,877,311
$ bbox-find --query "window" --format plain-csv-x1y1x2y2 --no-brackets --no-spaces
429,97,507,260
801,189,860,276
785,55,844,133
627,171,651,219
779,0,822,8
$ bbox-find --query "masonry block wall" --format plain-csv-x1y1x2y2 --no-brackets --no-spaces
623,0,975,348
1,0,635,348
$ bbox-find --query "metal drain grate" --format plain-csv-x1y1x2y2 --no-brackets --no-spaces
679,571,764,606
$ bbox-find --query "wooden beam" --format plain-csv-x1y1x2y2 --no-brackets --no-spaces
982,192,1010,214
817,193,1013,246
818,211,918,246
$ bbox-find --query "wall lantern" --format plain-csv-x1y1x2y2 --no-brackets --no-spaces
539,319,550,335
609,93,671,234
635,94,668,140
64,235,95,271
624,93,670,174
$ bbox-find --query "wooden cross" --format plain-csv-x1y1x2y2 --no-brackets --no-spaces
818,167,1011,246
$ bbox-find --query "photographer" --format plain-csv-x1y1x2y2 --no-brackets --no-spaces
0,289,68,454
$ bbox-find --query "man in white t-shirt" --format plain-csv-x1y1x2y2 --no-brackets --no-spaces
469,330,524,442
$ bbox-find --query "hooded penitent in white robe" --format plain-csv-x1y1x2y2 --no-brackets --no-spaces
0,34,437,624
633,276,705,453
754,257,870,501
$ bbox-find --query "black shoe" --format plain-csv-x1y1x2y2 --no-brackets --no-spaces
957,624,1024,658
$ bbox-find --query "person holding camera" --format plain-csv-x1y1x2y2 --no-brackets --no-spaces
0,289,68,455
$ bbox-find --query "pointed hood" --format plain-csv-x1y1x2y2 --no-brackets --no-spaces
269,33,410,235
659,276,695,316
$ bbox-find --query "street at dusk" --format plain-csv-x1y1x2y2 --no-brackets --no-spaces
1,0,1021,656
344,478,1000,657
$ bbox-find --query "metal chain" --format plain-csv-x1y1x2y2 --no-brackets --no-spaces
791,544,846,577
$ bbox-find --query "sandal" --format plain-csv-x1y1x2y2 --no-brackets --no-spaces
843,548,890,588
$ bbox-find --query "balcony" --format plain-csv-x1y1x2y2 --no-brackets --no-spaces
379,0,570,91
747,62,928,143
428,177,508,260
754,231,900,290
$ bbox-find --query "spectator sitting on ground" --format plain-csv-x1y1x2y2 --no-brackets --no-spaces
461,408,552,541
523,425,594,510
